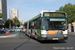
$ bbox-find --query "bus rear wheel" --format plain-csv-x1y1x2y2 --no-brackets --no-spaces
28,33,31,37
35,34,38,39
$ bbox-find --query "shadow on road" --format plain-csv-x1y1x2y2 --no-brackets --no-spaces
37,40,67,44
22,32,67,44
30,37,67,44
14,33,30,50
14,38,30,50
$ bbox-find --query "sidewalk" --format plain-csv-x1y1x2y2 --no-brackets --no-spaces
68,32,75,35
0,32,17,36
0,32,19,38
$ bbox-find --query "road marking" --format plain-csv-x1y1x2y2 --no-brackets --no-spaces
0,33,19,38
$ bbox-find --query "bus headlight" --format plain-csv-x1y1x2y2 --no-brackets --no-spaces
41,30,47,37
41,30,47,34
63,30,68,34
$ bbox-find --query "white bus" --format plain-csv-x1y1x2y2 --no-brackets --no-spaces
25,12,68,40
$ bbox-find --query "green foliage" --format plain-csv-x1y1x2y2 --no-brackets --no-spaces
38,29,41,36
14,17,20,27
5,19,13,28
0,13,3,18
56,3,75,23
56,10,60,12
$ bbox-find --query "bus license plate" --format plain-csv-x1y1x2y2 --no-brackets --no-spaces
53,38,59,40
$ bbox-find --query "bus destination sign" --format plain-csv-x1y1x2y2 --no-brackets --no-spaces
44,12,65,17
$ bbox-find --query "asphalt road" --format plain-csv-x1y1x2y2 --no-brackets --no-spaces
0,32,75,50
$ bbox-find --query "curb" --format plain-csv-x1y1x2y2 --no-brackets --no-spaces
0,33,19,38
69,32,75,35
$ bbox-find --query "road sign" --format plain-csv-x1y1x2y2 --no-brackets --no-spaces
6,31,9,34
15,30,18,33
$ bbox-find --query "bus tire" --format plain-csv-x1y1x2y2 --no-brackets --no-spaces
28,33,31,37
35,34,38,39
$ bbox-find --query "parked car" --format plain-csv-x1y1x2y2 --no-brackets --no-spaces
20,28,26,32
0,29,4,32
7,28,11,32
0,29,4,33
17,28,21,31
14,28,21,32
4,29,8,33
10,29,14,32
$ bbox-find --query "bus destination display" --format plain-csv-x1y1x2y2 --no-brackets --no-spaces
44,12,65,17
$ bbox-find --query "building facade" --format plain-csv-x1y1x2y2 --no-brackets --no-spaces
39,10,49,14
0,0,7,27
9,9,18,19
19,19,24,24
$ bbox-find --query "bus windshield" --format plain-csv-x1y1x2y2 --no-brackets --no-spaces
42,18,67,30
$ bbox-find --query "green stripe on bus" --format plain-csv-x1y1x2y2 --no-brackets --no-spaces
38,29,41,36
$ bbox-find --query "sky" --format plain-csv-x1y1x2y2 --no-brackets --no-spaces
7,0,75,22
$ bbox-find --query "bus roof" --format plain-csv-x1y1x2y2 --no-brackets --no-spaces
25,12,66,23
25,14,41,23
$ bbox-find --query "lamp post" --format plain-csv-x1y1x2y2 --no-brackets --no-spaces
9,19,11,28
13,18,14,30
62,5,63,12
10,20,11,28
9,9,10,28
16,19,17,29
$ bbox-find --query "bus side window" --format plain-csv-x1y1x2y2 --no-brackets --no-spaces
30,22,34,29
37,19,41,29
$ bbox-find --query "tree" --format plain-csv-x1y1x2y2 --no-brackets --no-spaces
56,3,75,23
5,19,13,28
0,13,3,18
14,17,20,27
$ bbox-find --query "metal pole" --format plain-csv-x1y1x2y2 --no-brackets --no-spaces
8,21,10,28
9,9,10,28
74,26,75,32
16,19,17,29
20,22,21,27
27,21,29,35
62,5,63,12
10,20,11,28
13,18,14,31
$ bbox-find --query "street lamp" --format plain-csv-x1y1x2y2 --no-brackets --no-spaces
9,19,11,28
62,5,63,12
16,19,17,29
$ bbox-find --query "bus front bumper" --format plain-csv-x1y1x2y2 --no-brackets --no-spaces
40,34,68,40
